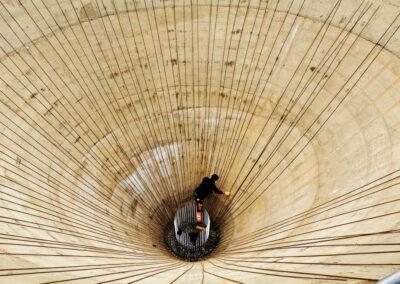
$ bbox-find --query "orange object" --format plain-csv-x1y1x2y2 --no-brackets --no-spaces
196,225,206,231
196,212,202,222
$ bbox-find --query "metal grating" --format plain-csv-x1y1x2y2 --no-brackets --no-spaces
173,201,210,248
164,201,220,261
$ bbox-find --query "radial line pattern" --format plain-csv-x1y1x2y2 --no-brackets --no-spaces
0,0,400,283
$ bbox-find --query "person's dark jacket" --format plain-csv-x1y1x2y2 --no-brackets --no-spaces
194,177,222,200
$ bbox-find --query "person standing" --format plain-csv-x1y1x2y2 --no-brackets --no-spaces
194,174,230,230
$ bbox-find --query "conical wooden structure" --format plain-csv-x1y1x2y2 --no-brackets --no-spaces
0,0,400,282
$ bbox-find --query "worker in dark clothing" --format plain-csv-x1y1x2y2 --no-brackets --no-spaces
195,174,223,198
194,174,230,231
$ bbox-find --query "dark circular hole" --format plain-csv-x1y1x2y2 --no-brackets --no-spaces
163,201,220,261
146,195,233,261
163,221,220,261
